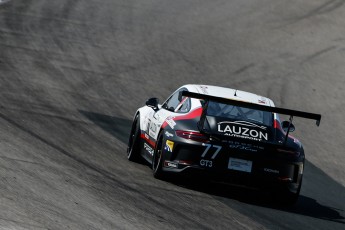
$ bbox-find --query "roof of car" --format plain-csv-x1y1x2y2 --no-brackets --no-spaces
184,84,274,107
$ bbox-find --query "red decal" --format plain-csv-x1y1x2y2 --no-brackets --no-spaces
162,107,203,128
140,133,156,148
274,119,282,130
162,121,169,129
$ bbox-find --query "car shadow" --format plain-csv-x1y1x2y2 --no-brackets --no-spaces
168,176,345,225
79,110,345,225
79,110,132,145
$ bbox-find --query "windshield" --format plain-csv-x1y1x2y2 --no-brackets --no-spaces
206,101,273,126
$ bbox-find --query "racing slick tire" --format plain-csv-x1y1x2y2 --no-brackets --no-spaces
127,114,142,162
152,132,165,179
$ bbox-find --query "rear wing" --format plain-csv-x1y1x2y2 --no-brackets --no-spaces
182,91,322,126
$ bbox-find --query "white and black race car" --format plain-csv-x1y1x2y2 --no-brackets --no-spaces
127,84,321,204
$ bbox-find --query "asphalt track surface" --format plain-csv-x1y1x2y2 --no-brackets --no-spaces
0,0,345,229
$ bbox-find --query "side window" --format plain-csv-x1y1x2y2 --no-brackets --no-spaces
163,92,180,111
163,89,191,113
176,96,190,113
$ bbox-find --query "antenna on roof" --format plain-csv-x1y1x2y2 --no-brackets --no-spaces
234,89,237,97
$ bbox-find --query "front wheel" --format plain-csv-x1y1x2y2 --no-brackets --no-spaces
152,133,165,179
127,115,142,162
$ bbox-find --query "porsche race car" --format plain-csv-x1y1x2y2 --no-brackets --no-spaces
127,84,321,204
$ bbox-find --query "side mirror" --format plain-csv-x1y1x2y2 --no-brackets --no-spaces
281,121,295,132
146,98,159,110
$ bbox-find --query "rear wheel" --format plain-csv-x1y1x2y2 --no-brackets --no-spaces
127,115,142,162
152,133,165,179
274,179,302,206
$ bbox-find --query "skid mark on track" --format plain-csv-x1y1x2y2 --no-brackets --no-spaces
298,0,345,20
301,46,337,65
233,63,255,75
0,156,45,167
279,0,345,27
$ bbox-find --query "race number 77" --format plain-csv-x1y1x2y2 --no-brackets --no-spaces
201,143,222,159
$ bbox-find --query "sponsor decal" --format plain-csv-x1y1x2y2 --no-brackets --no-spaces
165,131,174,138
199,85,209,94
228,141,264,152
217,121,268,141
258,97,267,104
264,168,279,174
164,140,174,152
150,122,157,133
144,143,154,156
165,117,176,129
149,122,157,137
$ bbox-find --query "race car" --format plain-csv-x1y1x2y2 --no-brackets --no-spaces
127,84,321,204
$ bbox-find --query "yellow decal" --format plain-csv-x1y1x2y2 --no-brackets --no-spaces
165,140,174,152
